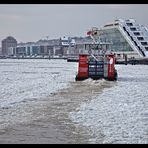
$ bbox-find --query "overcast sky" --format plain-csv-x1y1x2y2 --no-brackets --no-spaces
0,4,148,43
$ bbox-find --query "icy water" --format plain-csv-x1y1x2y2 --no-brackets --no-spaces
0,59,148,143
70,65,148,144
0,59,77,108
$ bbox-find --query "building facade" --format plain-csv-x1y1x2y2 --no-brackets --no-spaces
10,37,77,57
99,19,148,58
1,36,17,56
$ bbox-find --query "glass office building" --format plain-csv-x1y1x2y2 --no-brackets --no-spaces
100,28,133,52
98,19,148,58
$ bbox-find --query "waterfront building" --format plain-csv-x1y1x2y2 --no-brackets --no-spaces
98,19,148,58
6,18,148,59
11,40,57,57
11,36,77,57
1,36,17,56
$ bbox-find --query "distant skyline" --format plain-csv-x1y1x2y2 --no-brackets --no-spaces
0,4,148,44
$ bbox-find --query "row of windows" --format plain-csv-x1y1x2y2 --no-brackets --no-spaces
124,26,148,51
13,46,54,55
123,24,147,55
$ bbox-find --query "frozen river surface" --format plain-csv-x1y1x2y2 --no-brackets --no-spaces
0,59,148,144
0,59,77,108
70,64,148,144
